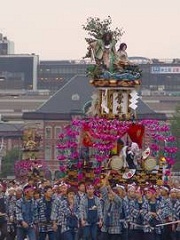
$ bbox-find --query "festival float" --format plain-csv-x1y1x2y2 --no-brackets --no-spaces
57,17,178,187
14,128,48,182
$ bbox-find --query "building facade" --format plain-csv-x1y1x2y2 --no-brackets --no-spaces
0,54,39,92
0,56,179,95
38,58,180,95
0,33,14,55
141,60,180,95
38,60,87,92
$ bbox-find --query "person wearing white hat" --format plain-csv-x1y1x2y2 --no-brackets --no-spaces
115,184,129,240
160,185,173,240
173,198,180,240
141,187,165,240
15,185,38,240
128,186,145,240
169,188,180,240
127,184,136,200
80,182,103,240
6,187,16,240
37,185,55,240
60,187,79,240
99,174,122,240
51,182,69,240
58,182,69,200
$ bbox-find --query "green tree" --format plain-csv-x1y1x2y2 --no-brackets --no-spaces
82,16,124,43
0,148,22,177
171,105,180,170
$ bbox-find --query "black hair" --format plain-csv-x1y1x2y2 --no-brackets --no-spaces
117,138,124,145
33,188,41,195
118,43,127,51
102,32,113,45
78,181,85,187
23,185,33,193
44,185,52,193
67,187,77,195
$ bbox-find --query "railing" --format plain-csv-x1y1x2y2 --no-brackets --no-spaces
171,171,180,176
63,58,180,65
170,172,180,181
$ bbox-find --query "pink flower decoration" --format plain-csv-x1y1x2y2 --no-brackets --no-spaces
70,142,78,148
166,157,175,165
94,177,100,185
150,144,159,151
166,136,176,142
57,144,68,149
56,118,178,178
94,167,102,174
96,155,104,162
58,156,66,161
77,162,83,168
70,152,79,159
78,173,83,181
165,169,171,176
59,166,66,172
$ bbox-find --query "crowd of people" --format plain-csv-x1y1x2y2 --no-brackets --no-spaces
0,175,179,240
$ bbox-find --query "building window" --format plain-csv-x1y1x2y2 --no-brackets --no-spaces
54,145,59,160
45,143,52,160
55,127,62,139
45,127,52,139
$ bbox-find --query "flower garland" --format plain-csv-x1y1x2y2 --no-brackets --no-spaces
57,118,178,181
14,159,47,178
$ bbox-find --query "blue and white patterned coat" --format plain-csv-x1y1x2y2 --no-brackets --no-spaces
37,196,54,232
129,198,145,230
141,199,166,234
119,197,130,230
100,186,122,234
51,195,65,225
171,199,180,232
6,195,16,221
60,198,80,233
15,197,38,226
173,199,180,221
79,194,103,226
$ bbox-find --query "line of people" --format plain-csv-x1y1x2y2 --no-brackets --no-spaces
0,176,179,240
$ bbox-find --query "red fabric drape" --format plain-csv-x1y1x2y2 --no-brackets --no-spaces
127,124,145,148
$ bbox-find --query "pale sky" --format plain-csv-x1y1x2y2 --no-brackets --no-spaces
1,0,180,60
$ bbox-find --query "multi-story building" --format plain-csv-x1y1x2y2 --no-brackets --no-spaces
0,54,39,92
140,58,180,95
0,33,14,55
38,58,180,96
38,60,88,92
0,56,180,95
